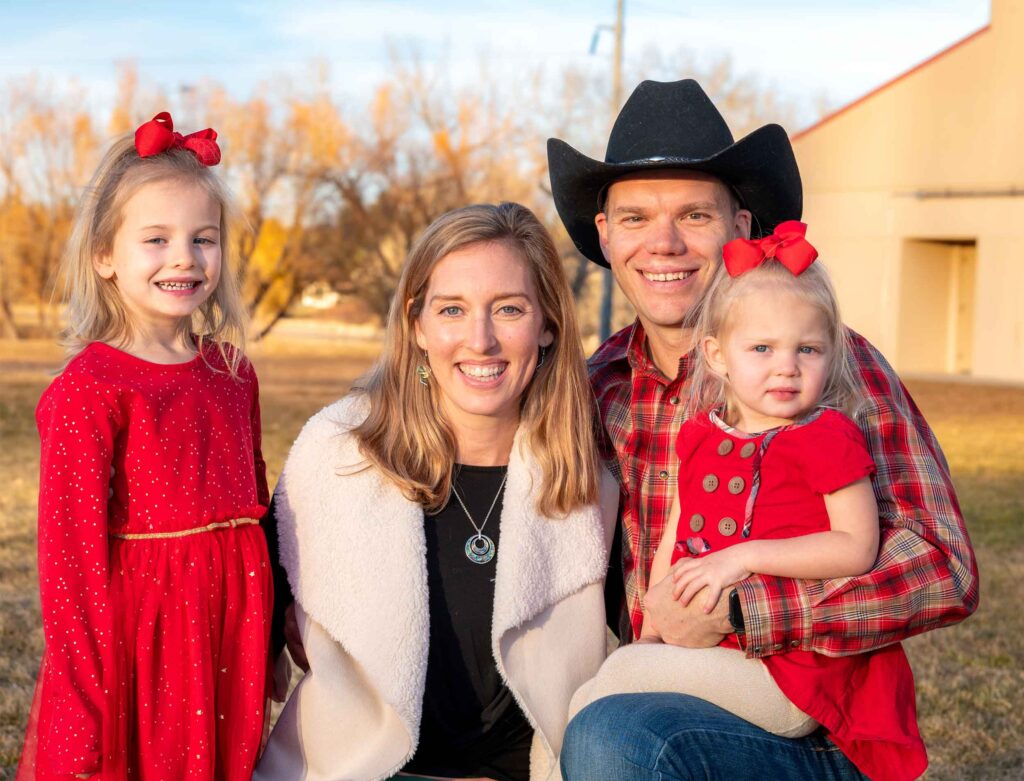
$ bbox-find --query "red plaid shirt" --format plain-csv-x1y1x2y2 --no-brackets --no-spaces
589,320,979,657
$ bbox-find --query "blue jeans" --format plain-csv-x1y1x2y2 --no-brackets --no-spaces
560,694,869,781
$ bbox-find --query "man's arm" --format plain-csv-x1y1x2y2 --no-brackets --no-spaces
736,334,979,658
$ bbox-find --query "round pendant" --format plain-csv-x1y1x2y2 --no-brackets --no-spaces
465,533,496,564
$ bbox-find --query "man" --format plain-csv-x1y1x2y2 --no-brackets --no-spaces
548,79,978,779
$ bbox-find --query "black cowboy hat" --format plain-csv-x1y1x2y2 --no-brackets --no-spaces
547,79,802,267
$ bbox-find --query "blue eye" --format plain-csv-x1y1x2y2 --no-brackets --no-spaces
194,236,217,245
498,305,523,315
145,237,167,244
753,345,769,353
799,346,819,354
440,305,462,316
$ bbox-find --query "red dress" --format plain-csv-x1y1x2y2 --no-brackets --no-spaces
672,409,927,781
18,342,273,781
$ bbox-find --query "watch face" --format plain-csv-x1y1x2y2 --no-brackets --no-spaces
729,589,744,633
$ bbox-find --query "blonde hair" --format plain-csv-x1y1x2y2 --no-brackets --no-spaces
352,202,600,516
59,133,247,372
687,259,862,422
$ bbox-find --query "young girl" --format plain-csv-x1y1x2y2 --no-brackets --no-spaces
18,113,272,781
572,223,927,781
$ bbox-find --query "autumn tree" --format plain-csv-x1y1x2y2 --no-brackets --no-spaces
0,76,97,336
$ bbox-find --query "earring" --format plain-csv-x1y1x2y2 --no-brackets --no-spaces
416,353,432,386
537,346,548,369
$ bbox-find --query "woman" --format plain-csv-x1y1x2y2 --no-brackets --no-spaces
255,203,618,781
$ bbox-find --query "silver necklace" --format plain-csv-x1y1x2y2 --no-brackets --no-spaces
451,467,507,564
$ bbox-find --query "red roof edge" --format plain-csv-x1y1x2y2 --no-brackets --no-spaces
791,24,991,141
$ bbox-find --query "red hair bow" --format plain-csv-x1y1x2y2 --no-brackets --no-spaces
722,220,817,277
134,112,221,166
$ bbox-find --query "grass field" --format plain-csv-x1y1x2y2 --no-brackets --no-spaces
1,337,1021,779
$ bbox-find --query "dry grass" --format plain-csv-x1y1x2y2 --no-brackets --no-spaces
1,340,1021,779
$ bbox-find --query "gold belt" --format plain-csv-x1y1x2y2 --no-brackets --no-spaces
110,517,260,540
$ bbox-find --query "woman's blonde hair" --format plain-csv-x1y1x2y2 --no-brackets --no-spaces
686,258,862,422
352,202,600,516
59,133,247,372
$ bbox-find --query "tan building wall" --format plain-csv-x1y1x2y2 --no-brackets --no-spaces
792,0,1024,383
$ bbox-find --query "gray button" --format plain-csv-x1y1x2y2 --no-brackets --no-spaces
727,476,746,495
669,396,680,405
790,640,800,648
658,470,669,480
702,474,719,492
717,439,734,456
718,516,737,536
689,513,705,532
740,442,756,458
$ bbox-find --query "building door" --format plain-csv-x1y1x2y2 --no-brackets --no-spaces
897,239,976,376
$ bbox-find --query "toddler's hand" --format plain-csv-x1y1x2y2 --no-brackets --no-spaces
671,548,751,613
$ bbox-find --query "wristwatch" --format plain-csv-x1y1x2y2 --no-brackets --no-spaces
728,588,745,635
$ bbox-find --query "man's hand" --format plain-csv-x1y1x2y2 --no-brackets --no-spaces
644,571,732,647
284,602,309,672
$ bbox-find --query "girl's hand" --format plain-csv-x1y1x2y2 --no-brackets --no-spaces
671,548,751,612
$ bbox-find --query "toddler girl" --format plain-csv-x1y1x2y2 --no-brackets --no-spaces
572,222,927,781
18,113,272,780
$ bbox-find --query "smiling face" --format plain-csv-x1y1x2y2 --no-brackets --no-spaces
595,170,751,343
703,284,832,432
93,178,222,344
414,240,553,442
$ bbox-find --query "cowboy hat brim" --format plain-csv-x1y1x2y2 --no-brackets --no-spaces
548,123,802,268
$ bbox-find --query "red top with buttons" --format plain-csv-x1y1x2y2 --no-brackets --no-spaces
672,409,926,781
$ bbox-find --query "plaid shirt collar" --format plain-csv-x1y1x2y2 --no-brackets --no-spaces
594,319,693,384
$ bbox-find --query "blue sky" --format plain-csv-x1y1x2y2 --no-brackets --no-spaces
0,0,990,129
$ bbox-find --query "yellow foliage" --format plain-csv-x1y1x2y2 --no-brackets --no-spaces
247,219,288,278
433,128,452,157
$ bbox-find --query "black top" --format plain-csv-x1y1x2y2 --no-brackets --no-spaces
263,464,532,781
403,464,533,781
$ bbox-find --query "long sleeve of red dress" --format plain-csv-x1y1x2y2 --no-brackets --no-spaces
34,370,124,775
249,368,270,508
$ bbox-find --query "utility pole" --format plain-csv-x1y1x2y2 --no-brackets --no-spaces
596,0,624,341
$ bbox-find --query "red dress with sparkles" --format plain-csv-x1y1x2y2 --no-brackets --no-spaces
18,342,272,781
672,409,927,781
